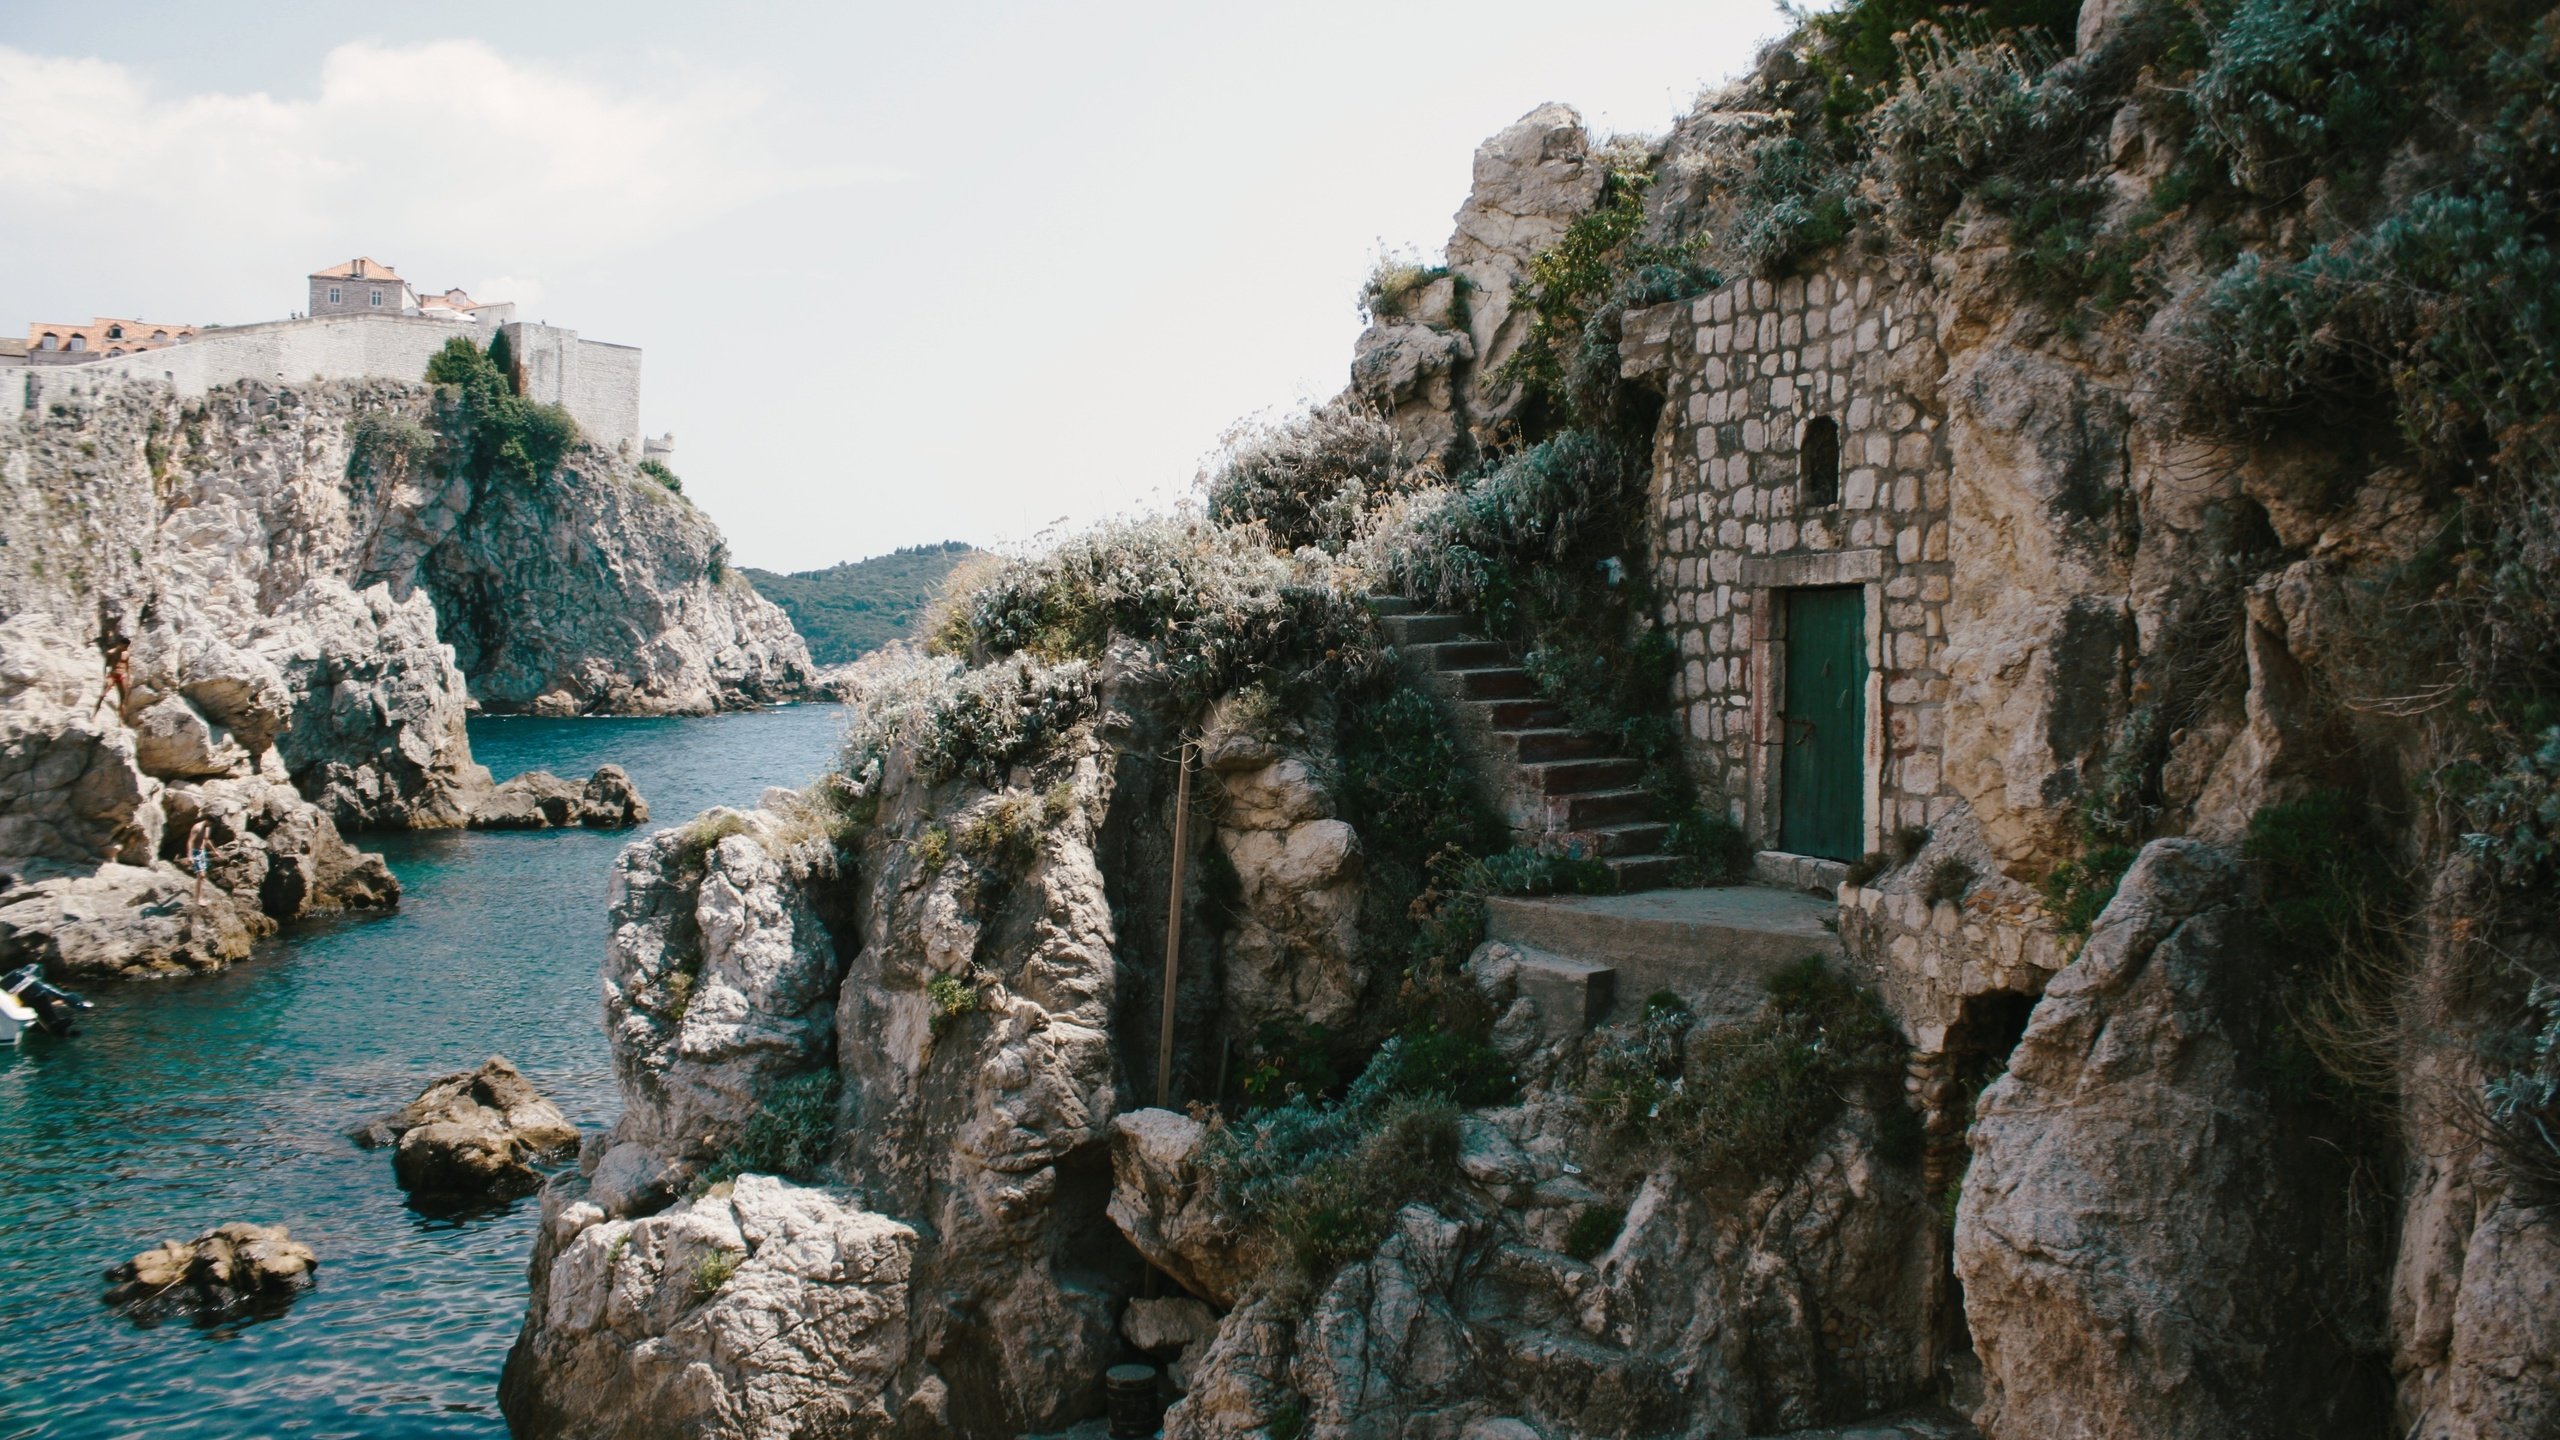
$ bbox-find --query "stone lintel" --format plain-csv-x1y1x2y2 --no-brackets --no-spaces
1739,548,1885,589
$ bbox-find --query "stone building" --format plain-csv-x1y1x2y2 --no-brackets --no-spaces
308,257,419,317
1621,256,1953,868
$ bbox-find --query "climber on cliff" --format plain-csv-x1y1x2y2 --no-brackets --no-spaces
185,819,213,906
91,598,133,720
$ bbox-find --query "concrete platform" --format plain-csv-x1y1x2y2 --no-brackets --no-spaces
1485,885,1843,1022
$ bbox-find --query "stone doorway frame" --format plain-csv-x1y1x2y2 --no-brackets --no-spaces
1741,548,1886,862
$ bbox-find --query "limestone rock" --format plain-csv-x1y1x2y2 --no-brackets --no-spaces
468,765,651,830
590,810,846,1201
1955,839,2380,1440
1210,743,1366,1035
1444,103,1606,422
103,1223,318,1320
501,1175,917,1440
256,577,488,830
355,1056,582,1205
0,863,260,980
1108,1109,1255,1310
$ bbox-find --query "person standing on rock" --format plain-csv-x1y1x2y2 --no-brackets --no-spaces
91,599,132,719
186,819,213,906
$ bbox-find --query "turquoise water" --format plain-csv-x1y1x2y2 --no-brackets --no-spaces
0,705,846,1439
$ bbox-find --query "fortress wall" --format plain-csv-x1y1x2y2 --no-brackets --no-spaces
3,315,642,455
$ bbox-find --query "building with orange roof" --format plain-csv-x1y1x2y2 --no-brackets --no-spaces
23,317,200,366
309,257,420,318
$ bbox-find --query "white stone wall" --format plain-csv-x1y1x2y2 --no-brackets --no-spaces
2,314,643,456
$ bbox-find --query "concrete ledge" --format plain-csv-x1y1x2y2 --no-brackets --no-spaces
1503,943,1616,1040
1486,886,1842,1021
1753,850,1849,895
1738,549,1884,588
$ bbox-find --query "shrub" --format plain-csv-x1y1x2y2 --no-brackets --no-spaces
925,973,979,1033
935,519,1376,716
1563,1203,1627,1261
1889,825,1931,863
1793,0,2081,138
1466,846,1617,897
1359,257,1455,324
1205,401,1418,553
838,649,1096,792
1202,1041,1464,1280
1498,163,1715,430
1922,856,1977,907
673,810,754,872
1845,851,1891,887
699,1069,840,1186
638,457,683,492
690,1249,739,1299
957,788,1044,872
2191,0,2429,197
1870,19,2077,238
2483,978,2560,1196
2243,790,2408,1108
2042,842,2137,937
1728,135,1864,276
422,334,580,484
1579,956,1909,1189
347,411,437,479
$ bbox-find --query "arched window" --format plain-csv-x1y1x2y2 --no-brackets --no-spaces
38,333,58,351
105,325,124,340
66,335,86,352
151,330,168,341
1801,416,1841,508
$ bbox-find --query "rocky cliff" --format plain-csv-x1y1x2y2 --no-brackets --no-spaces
507,2,2560,1437
0,362,814,977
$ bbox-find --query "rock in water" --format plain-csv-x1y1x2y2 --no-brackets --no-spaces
466,765,651,830
355,1056,581,1205
103,1223,317,1321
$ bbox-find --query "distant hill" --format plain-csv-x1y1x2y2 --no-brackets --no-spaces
744,541,981,666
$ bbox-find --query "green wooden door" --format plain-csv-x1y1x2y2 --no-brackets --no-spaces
1780,587,1867,861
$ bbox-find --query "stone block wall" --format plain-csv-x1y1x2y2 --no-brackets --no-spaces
1620,257,1957,858
3,315,644,457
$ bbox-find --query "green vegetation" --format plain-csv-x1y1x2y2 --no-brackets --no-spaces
743,542,980,665
346,411,436,479
1201,1040,1464,1281
673,811,755,873
1206,403,1422,553
1921,856,1976,907
637,457,683,493
1563,1203,1627,1261
690,1249,739,1299
697,1069,840,1188
925,973,980,1034
1578,959,1911,1189
422,334,580,484
2241,791,2407,1111
1498,160,1715,435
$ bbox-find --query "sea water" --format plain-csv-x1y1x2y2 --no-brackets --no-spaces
0,704,846,1439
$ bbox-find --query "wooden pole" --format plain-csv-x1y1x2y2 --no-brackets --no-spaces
1156,738,1192,1110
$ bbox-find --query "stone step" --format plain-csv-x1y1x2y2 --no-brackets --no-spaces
1559,821,1671,857
1501,943,1616,1040
1368,595,1417,616
1408,639,1512,671
1496,728,1607,764
1472,698,1570,730
1551,787,1653,829
1448,667,1536,701
1524,757,1644,797
1604,854,1687,891
1484,885,1844,1021
1381,612,1472,646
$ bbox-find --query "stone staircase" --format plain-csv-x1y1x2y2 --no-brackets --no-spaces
1371,597,1682,891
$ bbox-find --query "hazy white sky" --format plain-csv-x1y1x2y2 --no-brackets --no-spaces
1,1,1789,572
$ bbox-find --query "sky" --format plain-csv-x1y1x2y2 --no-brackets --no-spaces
0,1,1791,572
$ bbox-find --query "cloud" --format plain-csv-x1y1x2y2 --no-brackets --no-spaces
0,40,893,319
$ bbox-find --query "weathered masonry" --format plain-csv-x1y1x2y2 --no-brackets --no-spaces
1623,256,1955,869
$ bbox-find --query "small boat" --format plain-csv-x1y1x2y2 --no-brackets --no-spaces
0,965,92,1042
